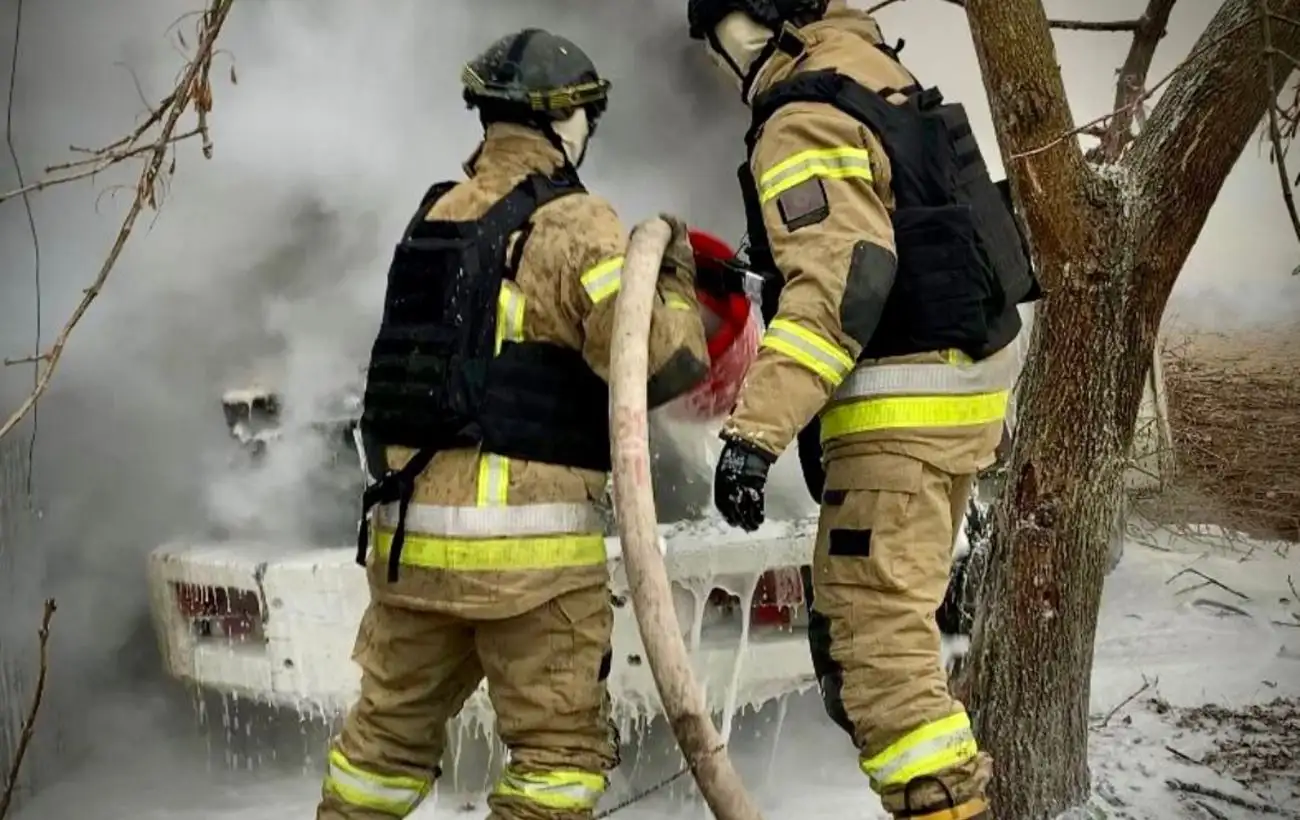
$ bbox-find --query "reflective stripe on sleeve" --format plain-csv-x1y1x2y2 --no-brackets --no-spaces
580,256,624,305
664,292,693,311
761,318,855,386
860,712,979,789
759,147,874,204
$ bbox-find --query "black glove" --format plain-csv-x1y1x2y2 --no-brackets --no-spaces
713,436,775,532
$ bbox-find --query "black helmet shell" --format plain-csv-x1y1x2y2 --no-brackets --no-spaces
686,0,829,40
462,28,611,114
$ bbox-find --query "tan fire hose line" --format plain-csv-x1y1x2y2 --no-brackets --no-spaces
609,217,765,820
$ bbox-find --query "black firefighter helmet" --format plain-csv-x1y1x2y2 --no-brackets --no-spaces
686,0,829,40
462,28,612,124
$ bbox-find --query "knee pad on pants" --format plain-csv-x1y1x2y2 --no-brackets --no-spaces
807,606,855,737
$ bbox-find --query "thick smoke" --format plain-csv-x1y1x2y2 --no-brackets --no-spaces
0,0,1294,802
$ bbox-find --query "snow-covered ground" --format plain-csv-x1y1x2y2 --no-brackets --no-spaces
14,523,1299,820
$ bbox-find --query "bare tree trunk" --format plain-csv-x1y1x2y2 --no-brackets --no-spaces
609,218,764,820
957,0,1300,817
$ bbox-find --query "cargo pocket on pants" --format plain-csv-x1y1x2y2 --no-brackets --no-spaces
815,454,924,590
547,589,614,717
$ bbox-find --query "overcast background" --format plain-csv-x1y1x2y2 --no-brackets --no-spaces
0,0,1295,805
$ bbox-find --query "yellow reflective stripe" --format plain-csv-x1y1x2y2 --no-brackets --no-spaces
494,281,526,352
476,454,509,507
372,529,607,571
761,318,855,386
758,147,873,203
820,390,1009,440
580,256,624,305
480,282,525,507
493,765,608,810
324,749,430,816
664,292,693,311
860,712,979,789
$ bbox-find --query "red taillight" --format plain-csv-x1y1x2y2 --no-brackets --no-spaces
752,567,805,627
171,582,263,641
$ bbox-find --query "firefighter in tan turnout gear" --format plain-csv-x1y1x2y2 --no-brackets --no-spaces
689,1,1041,817
318,29,710,820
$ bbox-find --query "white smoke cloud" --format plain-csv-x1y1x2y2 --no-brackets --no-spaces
0,0,1294,793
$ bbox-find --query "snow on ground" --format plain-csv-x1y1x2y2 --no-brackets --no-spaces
14,524,1300,820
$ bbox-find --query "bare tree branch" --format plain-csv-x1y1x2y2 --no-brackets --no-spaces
0,0,235,442
5,0,42,493
962,0,1094,270
1093,0,1180,163
1258,0,1300,244
1128,0,1300,304
0,599,57,820
866,0,1145,32
1010,15,1265,163
0,127,203,205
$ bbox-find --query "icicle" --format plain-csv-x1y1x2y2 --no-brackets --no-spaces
764,694,790,783
718,572,761,743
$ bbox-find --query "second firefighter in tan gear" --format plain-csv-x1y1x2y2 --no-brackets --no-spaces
319,28,709,820
691,0,1038,817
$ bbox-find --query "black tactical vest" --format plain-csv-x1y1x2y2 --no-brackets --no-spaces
740,68,1041,362
356,170,612,580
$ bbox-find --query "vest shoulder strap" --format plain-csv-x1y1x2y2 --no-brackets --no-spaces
746,68,934,156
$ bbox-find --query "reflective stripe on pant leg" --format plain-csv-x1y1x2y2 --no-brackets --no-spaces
492,765,608,811
324,748,431,816
860,711,980,790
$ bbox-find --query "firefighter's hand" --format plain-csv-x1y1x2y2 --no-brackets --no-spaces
658,213,696,282
714,436,774,532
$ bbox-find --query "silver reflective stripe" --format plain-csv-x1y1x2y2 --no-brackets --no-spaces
326,758,425,814
833,352,1016,401
374,501,603,537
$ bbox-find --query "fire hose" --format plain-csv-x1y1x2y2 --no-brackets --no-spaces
609,216,765,820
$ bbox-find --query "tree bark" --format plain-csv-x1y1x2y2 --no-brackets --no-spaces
958,1,1300,818
609,218,764,820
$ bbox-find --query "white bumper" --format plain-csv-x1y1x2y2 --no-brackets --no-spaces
147,517,821,722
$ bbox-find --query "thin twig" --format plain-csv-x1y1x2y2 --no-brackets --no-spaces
4,0,41,493
1094,675,1156,728
1093,0,1180,163
1196,800,1232,820
0,127,201,205
1166,778,1287,816
0,0,234,443
1258,0,1300,244
1167,745,1202,765
0,599,57,820
593,744,727,818
2,353,47,367
1012,17,1263,162
866,0,1145,31
1166,567,1251,601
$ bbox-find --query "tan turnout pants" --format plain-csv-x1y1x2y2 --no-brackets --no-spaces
807,451,992,816
317,584,618,820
